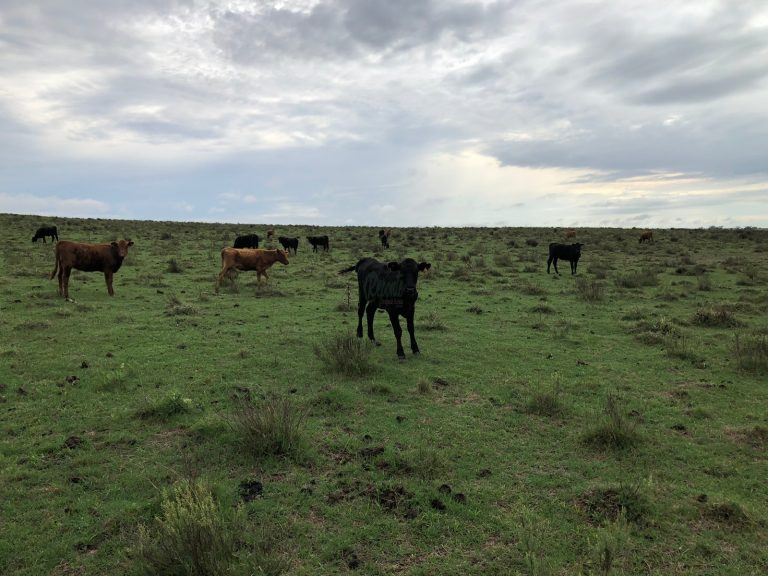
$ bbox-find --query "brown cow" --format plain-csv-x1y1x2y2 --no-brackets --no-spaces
565,229,577,239
267,229,275,240
50,240,134,299
215,248,289,292
639,230,654,244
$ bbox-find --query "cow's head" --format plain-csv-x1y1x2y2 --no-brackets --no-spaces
388,258,431,299
276,250,289,265
573,243,584,254
110,239,135,258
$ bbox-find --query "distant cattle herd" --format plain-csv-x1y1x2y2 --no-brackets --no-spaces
30,224,660,357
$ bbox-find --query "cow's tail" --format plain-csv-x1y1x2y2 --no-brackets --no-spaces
50,247,59,280
338,263,358,275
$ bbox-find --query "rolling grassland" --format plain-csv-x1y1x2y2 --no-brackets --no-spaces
1,213,766,575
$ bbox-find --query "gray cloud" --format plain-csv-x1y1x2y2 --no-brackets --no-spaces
1,0,767,226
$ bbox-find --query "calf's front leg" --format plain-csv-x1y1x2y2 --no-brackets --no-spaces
406,312,419,355
105,270,115,296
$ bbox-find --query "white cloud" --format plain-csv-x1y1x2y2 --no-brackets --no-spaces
0,0,767,226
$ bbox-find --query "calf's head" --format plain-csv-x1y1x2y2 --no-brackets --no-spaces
388,258,431,299
110,239,135,258
276,250,289,265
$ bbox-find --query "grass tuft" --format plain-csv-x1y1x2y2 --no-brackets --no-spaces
575,278,605,302
693,306,742,327
138,391,193,420
231,395,306,458
583,395,640,451
733,333,768,372
577,483,651,525
418,311,446,330
314,332,375,377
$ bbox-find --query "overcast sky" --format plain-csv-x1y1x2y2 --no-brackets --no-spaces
1,0,767,227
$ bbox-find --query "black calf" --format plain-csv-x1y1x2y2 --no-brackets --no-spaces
307,235,329,252
32,226,58,243
339,257,431,359
547,243,583,275
233,234,259,249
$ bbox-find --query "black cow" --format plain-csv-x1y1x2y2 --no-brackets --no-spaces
547,243,583,275
339,257,431,360
32,226,59,243
378,229,390,248
233,234,259,249
278,236,299,255
307,235,329,252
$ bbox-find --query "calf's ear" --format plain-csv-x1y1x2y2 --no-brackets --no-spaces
127,240,134,246
388,261,401,271
110,241,118,248
418,262,431,271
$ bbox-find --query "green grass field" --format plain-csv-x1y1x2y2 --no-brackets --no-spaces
1,212,766,575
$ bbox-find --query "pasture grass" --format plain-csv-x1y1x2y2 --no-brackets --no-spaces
1,214,768,575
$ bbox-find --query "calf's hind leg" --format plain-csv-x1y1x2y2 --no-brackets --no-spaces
388,309,406,359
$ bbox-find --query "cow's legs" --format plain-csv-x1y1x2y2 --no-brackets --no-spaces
388,310,406,359
549,257,559,275
56,264,64,296
366,302,380,345
105,270,115,296
62,267,71,299
215,266,230,293
406,312,419,355
571,260,578,275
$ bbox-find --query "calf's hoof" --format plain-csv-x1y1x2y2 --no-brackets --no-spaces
398,355,406,361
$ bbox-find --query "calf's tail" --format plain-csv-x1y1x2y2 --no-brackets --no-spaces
338,263,358,275
50,250,59,280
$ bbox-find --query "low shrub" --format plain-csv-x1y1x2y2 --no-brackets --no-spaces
135,479,245,576
314,332,375,377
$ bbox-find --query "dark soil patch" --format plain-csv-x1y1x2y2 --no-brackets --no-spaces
63,436,83,450
452,493,467,504
359,446,385,459
743,426,768,447
430,498,446,511
239,479,263,502
702,502,750,528
576,485,650,525
432,377,451,388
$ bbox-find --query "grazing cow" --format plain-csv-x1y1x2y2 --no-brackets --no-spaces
215,248,289,292
307,235,329,252
233,234,259,249
339,257,431,360
278,236,299,255
565,229,577,239
547,243,583,275
32,226,59,243
267,229,275,240
50,240,134,299
378,229,390,248
639,230,654,244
